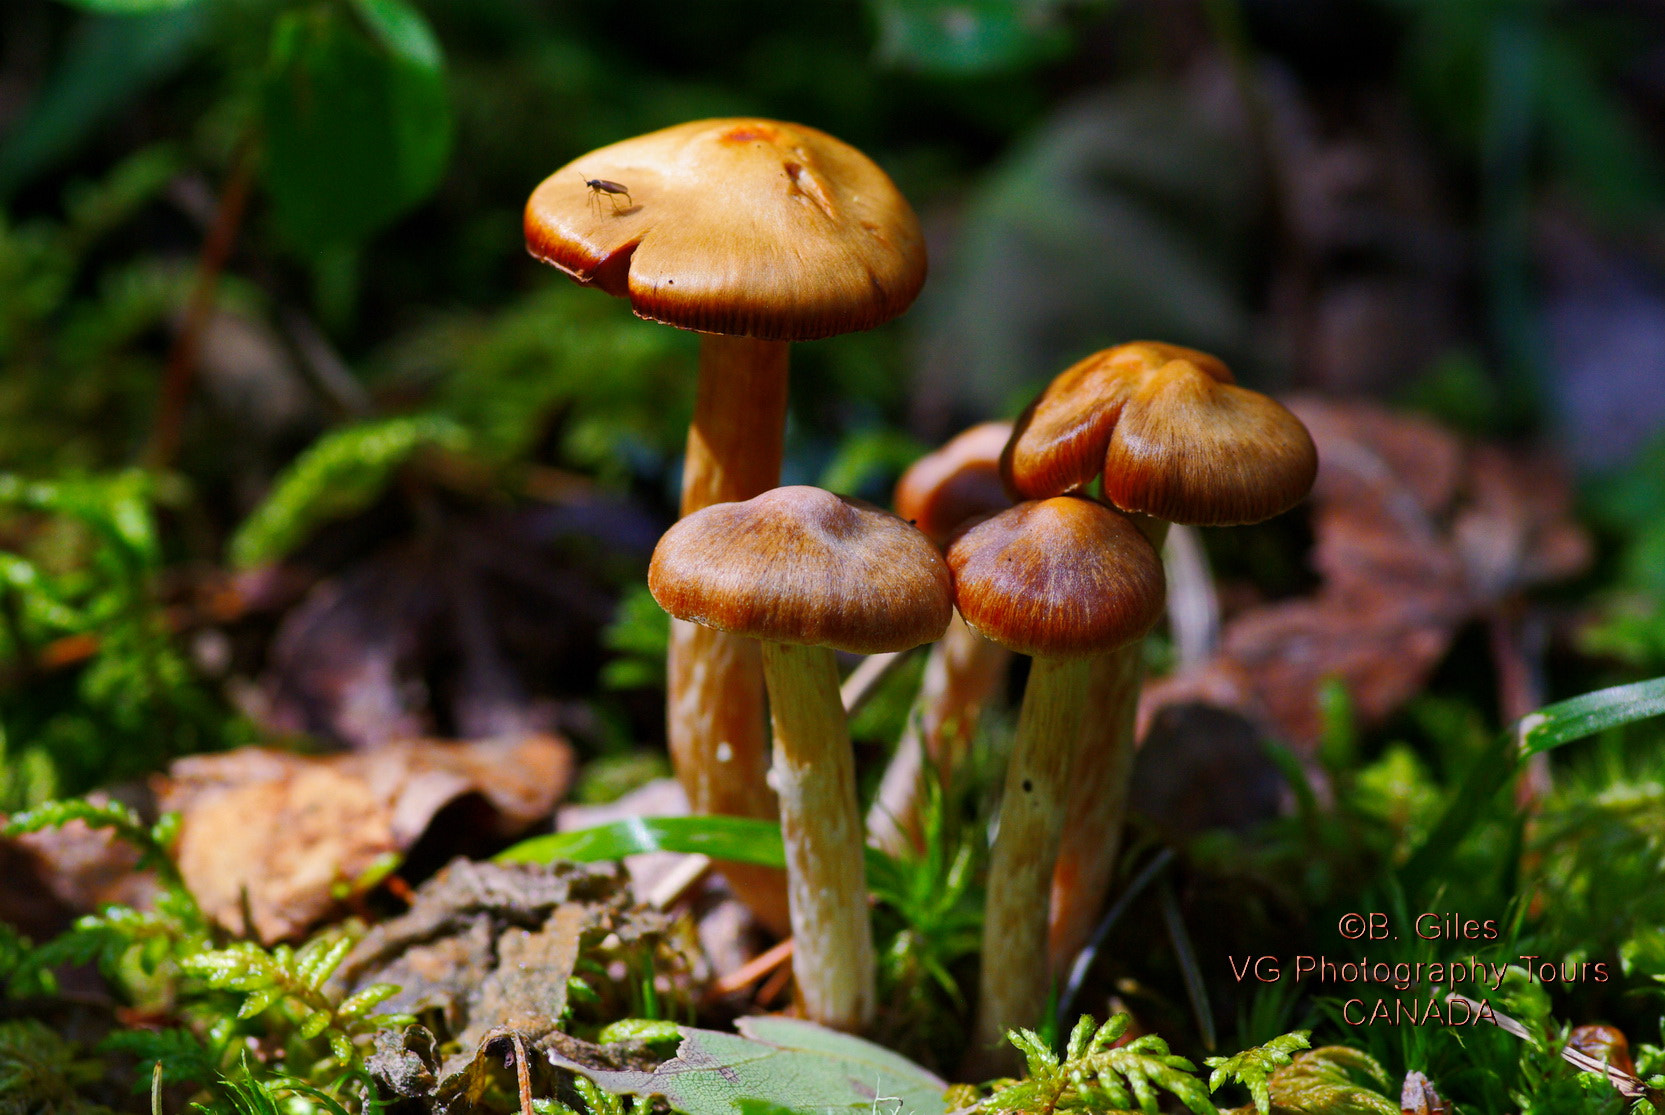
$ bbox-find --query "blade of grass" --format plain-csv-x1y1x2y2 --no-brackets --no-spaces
1401,674,1665,895
1516,676,1665,755
1160,876,1216,1051
496,815,905,893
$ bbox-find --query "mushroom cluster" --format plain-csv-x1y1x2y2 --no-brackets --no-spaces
526,119,928,933
526,120,1317,1066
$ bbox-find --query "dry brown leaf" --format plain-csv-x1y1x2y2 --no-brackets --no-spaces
154,735,572,942
1,793,162,937
346,858,690,1113
1143,399,1591,750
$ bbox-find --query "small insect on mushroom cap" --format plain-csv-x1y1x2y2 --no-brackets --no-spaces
648,486,952,655
581,175,633,213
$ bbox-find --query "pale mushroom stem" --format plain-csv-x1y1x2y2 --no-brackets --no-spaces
1047,519,1170,976
867,610,1009,855
1047,643,1143,972
667,334,792,934
758,640,876,1031
973,654,1094,1063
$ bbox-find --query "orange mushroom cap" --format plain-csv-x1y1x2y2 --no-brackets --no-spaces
893,421,1013,547
944,496,1165,659
648,486,952,655
525,119,927,342
1002,342,1316,526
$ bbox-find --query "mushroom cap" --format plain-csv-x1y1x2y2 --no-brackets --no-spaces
1102,360,1318,525
1002,341,1316,526
893,421,1013,546
1002,342,1230,500
525,119,927,342
945,496,1165,659
648,486,952,654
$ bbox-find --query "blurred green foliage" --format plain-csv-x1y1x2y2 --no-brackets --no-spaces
0,471,247,809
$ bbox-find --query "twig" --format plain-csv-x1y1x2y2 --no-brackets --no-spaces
1162,525,1220,670
644,853,711,910
710,936,794,996
840,647,917,716
756,952,795,1006
149,139,257,469
510,1032,533,1115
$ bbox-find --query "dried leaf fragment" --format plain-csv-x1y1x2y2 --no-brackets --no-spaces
155,735,572,941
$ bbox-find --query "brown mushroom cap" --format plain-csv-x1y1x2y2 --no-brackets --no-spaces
945,496,1165,659
894,421,1014,546
1001,342,1315,526
525,119,927,342
649,486,952,655
1002,342,1230,500
1102,360,1317,525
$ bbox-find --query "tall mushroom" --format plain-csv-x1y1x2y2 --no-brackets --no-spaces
648,486,951,1031
1001,341,1317,974
869,422,1014,854
526,120,927,930
945,496,1165,1065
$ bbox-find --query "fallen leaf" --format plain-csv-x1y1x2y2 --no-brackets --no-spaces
348,858,699,1114
154,735,572,941
543,1015,949,1115
1144,399,1591,749
2,793,162,934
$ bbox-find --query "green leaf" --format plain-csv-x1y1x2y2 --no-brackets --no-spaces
0,10,206,199
1518,677,1665,756
229,415,470,568
500,816,910,901
349,0,442,71
867,0,1077,75
985,1014,1215,1115
543,1016,948,1115
54,0,200,11
1205,1032,1311,1115
597,1018,681,1047
1252,1047,1396,1115
236,988,280,1020
497,815,788,869
260,1,451,251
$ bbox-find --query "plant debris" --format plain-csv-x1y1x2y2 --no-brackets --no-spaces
154,735,573,941
344,858,700,1112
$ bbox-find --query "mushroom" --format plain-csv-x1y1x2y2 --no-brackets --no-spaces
944,496,1165,1064
525,119,927,932
648,486,951,1031
869,422,1014,855
1000,341,1317,974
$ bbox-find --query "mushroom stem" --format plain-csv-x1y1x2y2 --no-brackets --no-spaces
759,640,876,1031
1047,519,1169,976
680,335,789,513
667,334,791,933
1047,644,1143,974
867,611,1008,855
974,654,1094,1063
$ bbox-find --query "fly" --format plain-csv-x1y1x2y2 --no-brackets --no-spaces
582,175,633,214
